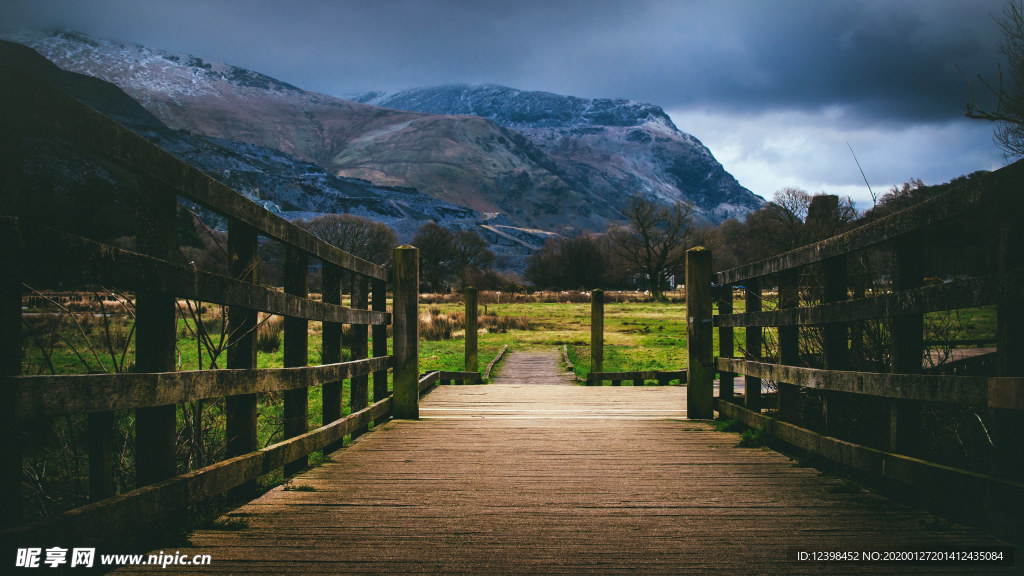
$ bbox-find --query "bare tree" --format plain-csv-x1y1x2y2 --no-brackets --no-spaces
299,213,398,266
608,197,705,300
964,0,1024,157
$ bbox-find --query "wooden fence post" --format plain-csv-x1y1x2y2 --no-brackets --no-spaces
890,238,922,452
686,247,713,419
821,255,849,436
134,179,178,487
717,284,735,402
591,289,604,383
393,246,420,419
283,246,309,476
372,279,389,410
994,214,1023,476
465,287,479,375
321,262,344,452
1,107,23,525
226,220,259,500
350,273,369,437
1,249,21,527
777,268,800,419
744,277,762,411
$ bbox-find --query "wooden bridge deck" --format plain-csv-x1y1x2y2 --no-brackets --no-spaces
121,353,1015,575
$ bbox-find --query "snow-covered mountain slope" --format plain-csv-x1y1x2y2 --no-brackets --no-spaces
0,37,544,270
356,85,765,222
4,29,762,237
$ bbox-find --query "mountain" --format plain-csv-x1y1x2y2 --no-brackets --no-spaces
355,85,765,222
3,30,762,236
0,37,508,264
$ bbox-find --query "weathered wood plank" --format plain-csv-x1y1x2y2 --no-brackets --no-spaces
588,370,686,384
716,399,1024,533
2,217,389,325
717,358,990,406
8,357,393,419
483,343,509,381
2,398,392,549
439,371,482,383
714,269,1024,328
107,384,1018,575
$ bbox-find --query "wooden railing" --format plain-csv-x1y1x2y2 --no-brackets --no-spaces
685,159,1024,525
0,67,423,548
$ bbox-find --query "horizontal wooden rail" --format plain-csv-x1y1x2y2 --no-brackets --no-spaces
2,397,392,548
483,344,509,381
587,370,686,386
719,358,1024,410
716,399,1024,520
713,162,1024,286
1,218,389,326
8,357,394,420
3,67,387,281
419,371,441,393
714,270,1023,328
439,371,482,384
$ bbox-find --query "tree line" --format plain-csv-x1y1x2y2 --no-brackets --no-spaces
284,172,987,298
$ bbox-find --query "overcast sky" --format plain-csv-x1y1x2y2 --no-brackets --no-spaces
1,0,1013,209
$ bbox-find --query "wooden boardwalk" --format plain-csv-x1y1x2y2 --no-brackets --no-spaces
121,353,1016,575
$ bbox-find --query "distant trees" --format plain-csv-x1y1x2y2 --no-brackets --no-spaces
525,234,607,290
299,213,398,266
607,197,707,300
712,188,856,270
965,0,1024,157
412,222,496,292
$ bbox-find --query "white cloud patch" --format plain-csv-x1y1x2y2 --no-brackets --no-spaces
667,107,1007,211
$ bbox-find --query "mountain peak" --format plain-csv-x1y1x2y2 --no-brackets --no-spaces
353,84,677,130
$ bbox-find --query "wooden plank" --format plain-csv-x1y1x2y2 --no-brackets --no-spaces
588,370,686,382
439,371,482,383
3,218,389,326
108,384,1018,575
717,358,989,406
716,399,1024,526
989,377,1024,410
8,357,393,420
483,344,509,381
713,158,1024,286
2,398,392,549
8,69,387,281
418,371,440,393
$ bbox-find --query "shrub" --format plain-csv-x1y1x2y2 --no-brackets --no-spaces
257,315,283,353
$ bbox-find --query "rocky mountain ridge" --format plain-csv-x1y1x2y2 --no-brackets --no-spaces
3,30,763,234
355,85,764,222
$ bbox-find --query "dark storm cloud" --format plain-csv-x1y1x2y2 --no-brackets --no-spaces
0,0,1008,124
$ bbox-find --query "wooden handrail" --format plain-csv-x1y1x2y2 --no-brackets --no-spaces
8,357,394,419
